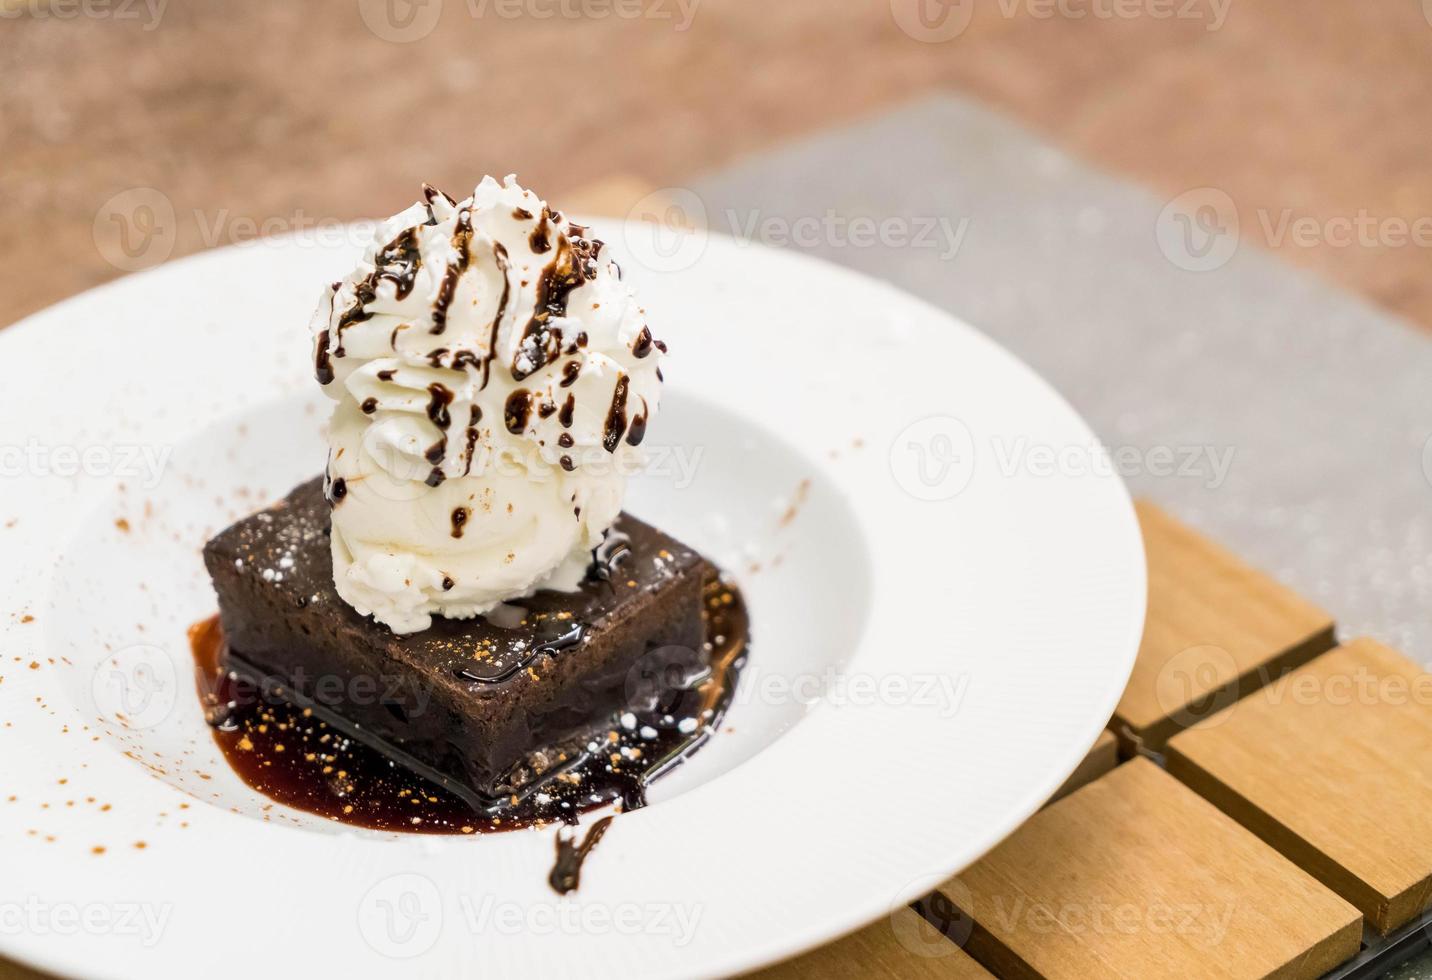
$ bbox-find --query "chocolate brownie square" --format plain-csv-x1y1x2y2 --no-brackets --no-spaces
202,477,711,803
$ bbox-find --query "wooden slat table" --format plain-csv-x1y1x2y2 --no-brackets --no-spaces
935,759,1362,980
1114,502,1337,751
1168,639,1432,936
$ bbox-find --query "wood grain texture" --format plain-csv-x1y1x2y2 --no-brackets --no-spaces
5,3,1432,329
1115,502,1336,749
745,906,993,979
941,758,1363,980
1168,637,1432,935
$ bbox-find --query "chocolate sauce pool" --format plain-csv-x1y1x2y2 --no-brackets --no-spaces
189,577,748,888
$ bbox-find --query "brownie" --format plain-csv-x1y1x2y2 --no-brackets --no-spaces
202,477,712,804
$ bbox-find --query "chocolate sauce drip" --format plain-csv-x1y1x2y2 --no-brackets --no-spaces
589,530,632,583
335,227,424,346
376,228,424,300
426,383,455,430
422,184,454,225
425,439,446,465
560,455,575,472
426,469,446,488
361,397,378,415
550,816,615,895
430,208,474,336
560,360,582,388
463,405,482,476
513,207,534,221
529,212,552,254
451,506,469,539
326,477,347,507
558,394,576,429
541,622,587,654
315,330,335,385
377,368,395,382
423,183,456,208
626,399,649,447
481,242,513,391
576,331,588,348
452,623,588,685
513,236,597,381
603,375,630,452
537,402,557,419
558,433,574,448
505,389,532,434
632,326,655,359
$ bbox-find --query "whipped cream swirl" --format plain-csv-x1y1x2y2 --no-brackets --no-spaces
311,175,665,634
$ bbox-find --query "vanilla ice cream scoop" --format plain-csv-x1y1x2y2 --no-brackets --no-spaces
310,175,666,634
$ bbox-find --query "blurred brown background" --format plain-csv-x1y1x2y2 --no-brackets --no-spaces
3,0,1431,330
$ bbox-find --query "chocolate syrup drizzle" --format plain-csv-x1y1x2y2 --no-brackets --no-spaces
505,389,532,434
423,183,456,223
512,232,599,382
482,242,512,391
426,383,454,430
626,398,649,447
314,331,335,385
452,622,587,685
603,375,630,452
551,816,615,894
429,208,473,336
462,405,482,476
336,228,423,335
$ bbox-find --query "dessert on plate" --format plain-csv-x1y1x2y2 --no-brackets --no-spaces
191,176,747,856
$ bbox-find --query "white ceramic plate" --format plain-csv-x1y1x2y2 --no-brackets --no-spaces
0,221,1144,979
